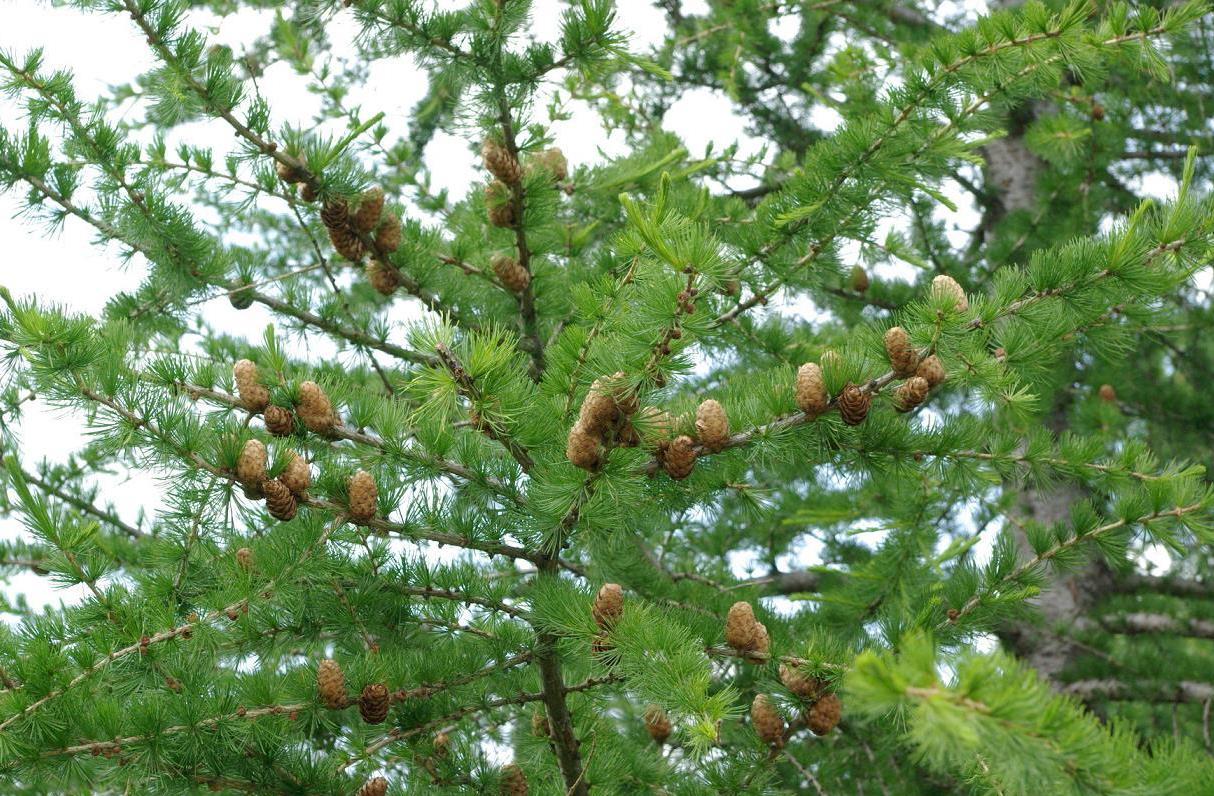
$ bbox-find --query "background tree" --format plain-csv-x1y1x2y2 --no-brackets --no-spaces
1,0,1214,793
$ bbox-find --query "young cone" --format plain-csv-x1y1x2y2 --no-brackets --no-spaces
357,777,388,796
233,359,270,412
894,376,930,413
751,694,785,748
795,363,829,416
297,381,338,434
280,452,311,497
353,187,384,233
500,763,528,796
837,383,872,426
316,659,347,709
883,326,919,378
916,355,947,388
358,683,390,724
695,399,730,453
263,479,297,522
263,404,295,436
348,470,378,522
850,264,870,293
592,583,624,629
644,704,672,745
236,439,268,488
492,254,531,293
661,435,697,480
807,692,842,736
931,274,969,311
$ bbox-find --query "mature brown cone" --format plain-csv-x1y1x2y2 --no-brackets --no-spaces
263,479,297,521
366,260,401,297
894,376,930,413
300,183,318,203
532,147,568,181
725,601,760,652
348,470,378,522
578,379,619,436
263,404,295,436
780,664,824,700
358,683,390,724
375,211,402,252
482,138,523,184
751,694,785,748
233,359,270,412
298,381,338,434
235,547,253,572
695,399,729,453
807,692,842,736
883,326,919,378
931,274,969,312
320,198,349,230
916,355,947,388
592,583,624,629
356,777,388,796
353,187,384,233
280,452,311,497
235,439,268,487
1098,383,1117,402
485,181,516,227
644,704,672,745
662,435,697,480
492,254,531,293
500,763,528,796
837,383,871,426
531,710,550,738
316,659,347,709
850,264,870,293
565,422,601,470
329,225,366,261
752,622,770,657
795,363,829,417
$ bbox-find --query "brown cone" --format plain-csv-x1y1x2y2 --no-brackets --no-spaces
263,478,297,521
316,659,347,709
500,763,528,796
752,622,770,658
485,181,515,227
916,355,947,388
931,274,968,312
236,439,268,488
263,405,295,436
850,264,870,293
329,225,366,261
566,422,602,471
532,147,568,181
751,694,785,748
300,183,318,203
233,359,270,413
492,254,531,293
894,376,930,413
358,683,390,724
375,211,402,252
837,383,871,426
780,664,824,700
280,452,311,497
807,692,842,736
482,139,523,184
366,260,401,297
320,198,348,230
298,381,338,434
592,583,624,629
695,399,729,453
795,363,828,417
644,704,672,745
353,187,384,233
235,547,253,572
348,470,378,522
357,777,388,796
662,435,697,480
578,379,620,436
883,326,919,378
725,601,760,652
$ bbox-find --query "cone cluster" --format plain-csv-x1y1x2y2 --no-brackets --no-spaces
234,436,309,521
234,359,270,412
644,704,672,745
320,188,402,264
566,374,637,471
317,659,348,709
358,683,391,724
492,254,531,293
348,469,378,522
725,601,769,658
751,694,785,748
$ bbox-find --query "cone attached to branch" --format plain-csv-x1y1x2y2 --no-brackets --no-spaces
280,452,311,497
298,381,338,434
751,694,785,748
531,147,568,181
644,704,672,745
883,326,919,378
780,664,824,700
837,383,872,426
263,478,297,522
695,399,729,453
795,363,829,417
366,260,401,297
375,211,402,253
894,376,930,413
353,187,385,233
234,359,270,413
358,683,390,724
807,692,842,735
348,470,378,522
579,378,620,436
725,601,767,654
500,763,528,796
492,254,531,293
661,435,697,480
236,439,268,489
565,422,602,471
931,274,968,312
317,659,347,709
357,777,388,796
485,181,516,227
916,355,947,388
592,583,624,629
482,139,523,184
263,405,295,436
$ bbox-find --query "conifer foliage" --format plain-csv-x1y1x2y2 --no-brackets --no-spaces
2,0,1214,793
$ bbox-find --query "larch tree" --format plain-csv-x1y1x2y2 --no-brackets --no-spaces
1,0,1214,793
